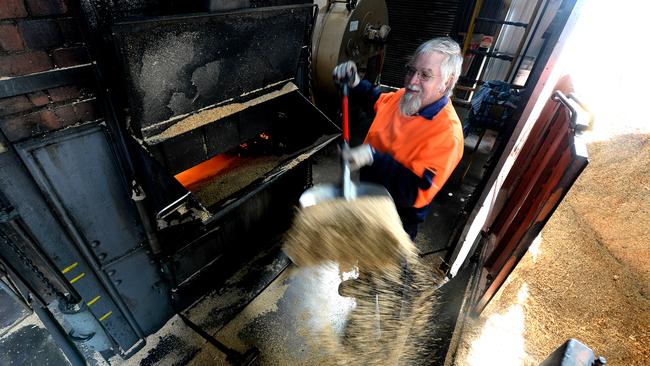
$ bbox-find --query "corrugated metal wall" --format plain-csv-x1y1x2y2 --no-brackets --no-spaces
382,0,467,87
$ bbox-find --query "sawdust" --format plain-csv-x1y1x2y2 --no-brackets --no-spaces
113,315,212,366
283,196,419,273
149,82,297,142
211,271,291,352
291,257,445,365
189,155,285,208
283,195,448,364
454,133,650,365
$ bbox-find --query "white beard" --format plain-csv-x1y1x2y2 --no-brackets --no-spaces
399,86,422,116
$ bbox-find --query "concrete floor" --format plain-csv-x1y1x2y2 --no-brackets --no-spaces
0,116,499,365
0,281,69,366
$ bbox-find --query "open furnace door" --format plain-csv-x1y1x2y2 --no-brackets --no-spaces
470,75,591,315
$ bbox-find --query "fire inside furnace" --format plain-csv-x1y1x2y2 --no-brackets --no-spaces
174,133,287,208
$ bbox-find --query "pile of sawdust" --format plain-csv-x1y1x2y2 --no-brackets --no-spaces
283,196,418,272
149,83,297,142
455,133,650,365
189,155,284,207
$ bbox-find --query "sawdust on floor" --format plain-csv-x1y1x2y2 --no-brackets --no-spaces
283,193,449,365
454,133,650,365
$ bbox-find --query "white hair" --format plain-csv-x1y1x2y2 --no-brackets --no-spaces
410,37,463,97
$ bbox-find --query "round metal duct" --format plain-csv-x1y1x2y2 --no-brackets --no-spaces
311,0,390,100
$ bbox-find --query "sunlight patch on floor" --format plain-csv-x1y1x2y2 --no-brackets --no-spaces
528,235,542,264
466,284,529,366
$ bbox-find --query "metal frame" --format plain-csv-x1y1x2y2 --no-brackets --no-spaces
0,64,94,99
445,0,581,276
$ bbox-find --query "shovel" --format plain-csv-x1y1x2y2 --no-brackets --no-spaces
285,82,417,273
299,83,391,207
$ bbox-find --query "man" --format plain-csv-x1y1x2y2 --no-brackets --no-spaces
333,37,464,240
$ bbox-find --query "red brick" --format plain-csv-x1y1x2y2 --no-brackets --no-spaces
47,85,80,102
0,109,62,141
52,103,75,123
0,0,28,20
73,99,97,121
52,99,98,124
0,24,24,51
18,19,62,50
24,0,67,16
0,95,33,115
27,91,49,106
52,46,89,67
0,51,53,77
57,18,82,45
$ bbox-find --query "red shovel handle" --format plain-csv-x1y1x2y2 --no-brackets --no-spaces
341,83,349,144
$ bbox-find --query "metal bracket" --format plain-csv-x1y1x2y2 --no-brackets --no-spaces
551,90,592,132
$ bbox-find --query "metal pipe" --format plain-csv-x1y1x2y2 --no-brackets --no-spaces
7,219,82,304
1,258,87,366
462,0,485,56
33,302,88,366
509,0,551,84
505,0,544,81
131,184,162,256
91,67,164,259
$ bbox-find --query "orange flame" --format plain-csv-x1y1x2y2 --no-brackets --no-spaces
174,154,242,188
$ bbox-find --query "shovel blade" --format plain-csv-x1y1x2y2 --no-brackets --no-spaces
299,182,391,208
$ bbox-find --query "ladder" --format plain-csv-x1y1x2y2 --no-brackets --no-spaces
455,0,546,105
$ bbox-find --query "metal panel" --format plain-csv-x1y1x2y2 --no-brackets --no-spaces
101,248,173,334
16,124,145,265
111,5,314,138
539,339,596,366
470,77,589,315
169,161,311,287
0,129,142,354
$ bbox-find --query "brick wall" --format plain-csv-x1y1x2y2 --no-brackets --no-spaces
0,0,100,142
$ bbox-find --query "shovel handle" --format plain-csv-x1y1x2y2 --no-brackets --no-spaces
340,83,353,199
341,83,349,144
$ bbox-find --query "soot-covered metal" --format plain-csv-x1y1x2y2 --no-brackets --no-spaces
108,4,340,301
0,2,340,362
112,5,314,138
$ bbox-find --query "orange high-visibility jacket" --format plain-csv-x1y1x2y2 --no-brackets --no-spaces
363,88,464,209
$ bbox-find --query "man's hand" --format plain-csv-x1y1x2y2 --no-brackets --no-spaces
332,61,361,88
342,144,374,171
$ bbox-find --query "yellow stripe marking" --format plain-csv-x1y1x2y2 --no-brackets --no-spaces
99,310,113,321
61,262,78,274
70,272,85,283
87,296,101,306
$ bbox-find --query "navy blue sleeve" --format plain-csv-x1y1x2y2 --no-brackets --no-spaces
351,80,381,110
359,150,435,208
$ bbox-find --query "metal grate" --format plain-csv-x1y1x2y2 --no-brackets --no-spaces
382,0,465,87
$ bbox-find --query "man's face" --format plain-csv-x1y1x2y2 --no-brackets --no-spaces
400,52,448,116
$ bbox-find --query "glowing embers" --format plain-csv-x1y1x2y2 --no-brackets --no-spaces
174,134,287,208
175,153,244,189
